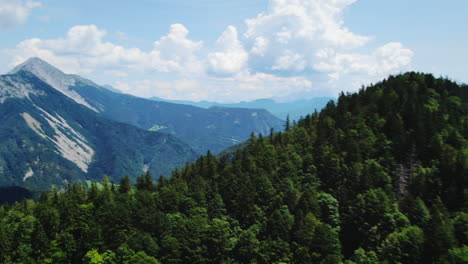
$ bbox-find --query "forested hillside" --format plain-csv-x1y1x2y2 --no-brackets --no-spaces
0,72,466,263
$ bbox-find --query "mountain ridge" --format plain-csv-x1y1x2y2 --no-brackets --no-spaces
150,96,334,120
11,57,284,153
10,57,99,111
0,70,198,189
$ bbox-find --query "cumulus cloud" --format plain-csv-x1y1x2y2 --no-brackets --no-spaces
241,0,413,93
149,24,203,74
9,24,203,76
244,0,371,72
154,24,202,61
4,0,415,101
272,50,306,71
314,44,414,78
245,0,370,48
0,0,41,30
10,25,135,74
207,26,248,76
316,45,414,92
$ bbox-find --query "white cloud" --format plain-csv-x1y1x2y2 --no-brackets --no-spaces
244,0,371,73
9,24,204,76
150,24,203,74
0,0,41,30
4,0,414,102
250,36,269,56
10,25,125,74
245,0,369,49
207,26,248,76
154,24,202,61
271,50,306,71
241,0,412,93
314,42,414,88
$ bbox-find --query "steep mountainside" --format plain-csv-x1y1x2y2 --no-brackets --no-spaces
150,96,334,120
11,58,284,153
0,71,197,190
74,88,283,153
0,73,465,263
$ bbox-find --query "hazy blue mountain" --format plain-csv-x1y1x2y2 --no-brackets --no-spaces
0,70,197,190
150,96,334,120
12,58,284,153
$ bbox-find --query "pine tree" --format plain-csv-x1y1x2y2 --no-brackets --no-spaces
119,176,131,194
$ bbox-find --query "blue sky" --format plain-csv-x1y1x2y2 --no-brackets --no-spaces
0,0,466,102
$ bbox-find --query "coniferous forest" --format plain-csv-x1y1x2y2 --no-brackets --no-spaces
0,72,466,263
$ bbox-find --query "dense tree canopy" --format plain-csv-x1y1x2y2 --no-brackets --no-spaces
0,72,466,263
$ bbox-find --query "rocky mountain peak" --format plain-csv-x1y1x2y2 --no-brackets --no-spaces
9,57,98,111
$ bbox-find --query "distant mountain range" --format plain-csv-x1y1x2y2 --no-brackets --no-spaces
0,58,284,189
149,96,334,121
12,58,284,154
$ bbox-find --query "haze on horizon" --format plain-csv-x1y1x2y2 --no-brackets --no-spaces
0,0,467,103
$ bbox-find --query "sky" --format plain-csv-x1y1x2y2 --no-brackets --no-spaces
0,0,467,102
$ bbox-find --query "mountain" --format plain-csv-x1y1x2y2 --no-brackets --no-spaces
9,57,100,111
11,58,284,153
150,96,334,120
0,72,465,263
0,70,197,190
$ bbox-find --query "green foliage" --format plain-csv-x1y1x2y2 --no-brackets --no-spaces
0,73,465,263
351,248,379,264
447,246,468,264
400,196,430,227
126,251,160,264
318,192,341,229
379,226,424,263
118,176,131,194
453,212,468,245
83,249,116,264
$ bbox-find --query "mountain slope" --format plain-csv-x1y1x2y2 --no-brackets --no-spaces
11,58,284,153
150,96,334,120
9,57,99,111
0,72,464,263
73,87,283,153
0,70,197,189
